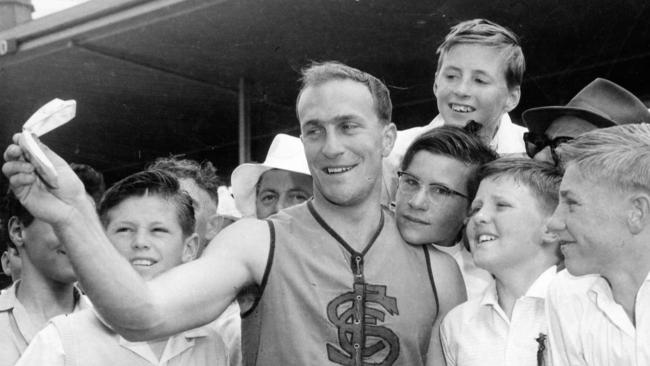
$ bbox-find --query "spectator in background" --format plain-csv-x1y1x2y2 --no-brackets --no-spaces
231,133,312,219
546,125,650,366
147,157,241,366
441,158,563,366
384,19,526,204
18,170,228,366
147,157,222,254
0,163,104,366
394,126,497,299
519,78,650,164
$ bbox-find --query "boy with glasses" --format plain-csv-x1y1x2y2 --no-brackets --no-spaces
394,126,497,300
518,78,650,164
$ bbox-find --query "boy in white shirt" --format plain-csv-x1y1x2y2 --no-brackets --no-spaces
18,170,228,366
441,158,562,366
384,19,527,204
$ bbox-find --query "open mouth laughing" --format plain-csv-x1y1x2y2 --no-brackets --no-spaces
476,234,497,244
449,103,476,113
323,165,356,175
131,258,157,267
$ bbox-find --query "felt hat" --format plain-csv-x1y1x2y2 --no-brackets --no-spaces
519,78,650,135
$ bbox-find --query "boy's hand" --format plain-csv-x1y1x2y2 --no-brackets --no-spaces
2,133,91,225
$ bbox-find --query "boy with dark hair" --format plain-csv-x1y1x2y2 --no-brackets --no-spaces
441,158,563,366
395,126,498,299
0,163,104,366
18,170,228,365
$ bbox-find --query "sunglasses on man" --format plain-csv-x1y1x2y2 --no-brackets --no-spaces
523,132,574,164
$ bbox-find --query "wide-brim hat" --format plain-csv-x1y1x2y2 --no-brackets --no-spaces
518,78,650,135
231,133,311,217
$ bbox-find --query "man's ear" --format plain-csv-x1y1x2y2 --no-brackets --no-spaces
627,193,650,235
1,251,11,277
181,233,200,263
7,217,25,249
504,85,521,113
381,123,397,158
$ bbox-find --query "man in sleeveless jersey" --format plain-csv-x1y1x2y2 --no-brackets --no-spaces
2,61,465,366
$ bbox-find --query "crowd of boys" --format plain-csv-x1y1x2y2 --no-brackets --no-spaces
1,17,649,366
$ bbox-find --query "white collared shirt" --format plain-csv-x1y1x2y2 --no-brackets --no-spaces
441,265,558,366
432,242,493,300
16,311,229,366
546,269,650,366
382,113,527,205
0,281,90,366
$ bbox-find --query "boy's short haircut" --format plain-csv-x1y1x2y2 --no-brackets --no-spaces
477,158,563,214
297,61,392,125
558,124,650,195
98,169,196,236
401,126,498,201
436,19,525,90
1,163,105,249
147,157,222,206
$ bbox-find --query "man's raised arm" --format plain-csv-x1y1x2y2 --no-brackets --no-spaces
2,134,269,340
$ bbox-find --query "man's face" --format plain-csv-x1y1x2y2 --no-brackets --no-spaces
434,44,519,143
105,195,195,280
179,178,217,248
19,218,76,284
395,151,472,246
547,165,628,276
255,169,313,219
533,116,597,162
467,176,553,273
298,79,395,206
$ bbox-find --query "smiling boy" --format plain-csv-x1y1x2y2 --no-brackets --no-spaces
17,170,228,366
441,158,563,366
384,19,527,203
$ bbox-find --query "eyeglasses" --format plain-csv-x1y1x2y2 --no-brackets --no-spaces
523,132,574,164
396,171,468,203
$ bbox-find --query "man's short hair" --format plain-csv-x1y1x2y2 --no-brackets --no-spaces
401,126,498,201
1,163,105,249
436,19,525,90
98,169,196,236
558,124,650,194
477,158,563,214
297,61,392,125
147,157,221,206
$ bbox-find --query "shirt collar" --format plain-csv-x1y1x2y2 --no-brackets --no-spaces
0,281,19,311
526,265,558,299
586,271,650,337
115,324,213,364
430,113,527,155
478,265,558,308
